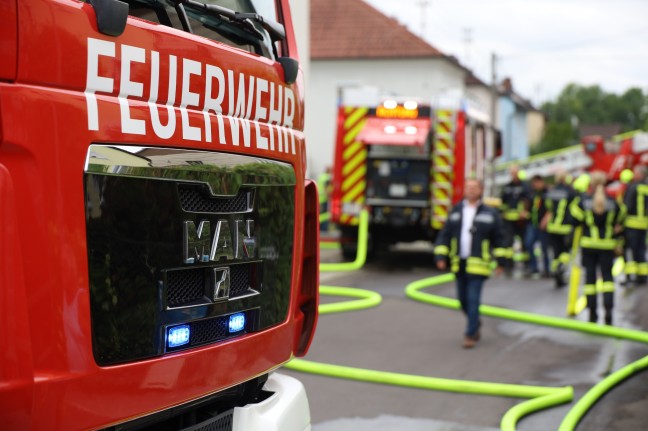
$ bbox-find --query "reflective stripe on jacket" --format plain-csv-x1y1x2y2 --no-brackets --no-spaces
434,202,509,276
500,181,529,221
569,193,625,250
623,181,648,230
530,189,548,227
545,183,575,235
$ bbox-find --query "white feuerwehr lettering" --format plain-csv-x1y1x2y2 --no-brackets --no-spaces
283,87,294,129
228,117,252,148
254,78,269,122
228,71,247,119
254,78,269,150
85,38,115,131
180,58,202,141
203,64,226,144
268,83,283,125
85,38,298,154
148,51,177,139
119,44,146,135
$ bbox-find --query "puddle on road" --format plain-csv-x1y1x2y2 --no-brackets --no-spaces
497,308,648,387
313,415,498,431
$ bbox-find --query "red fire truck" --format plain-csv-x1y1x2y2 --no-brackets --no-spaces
330,97,500,258
582,130,648,180
0,0,318,429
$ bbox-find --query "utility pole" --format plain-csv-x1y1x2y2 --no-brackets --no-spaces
488,52,498,196
490,52,498,135
417,0,429,38
463,28,473,67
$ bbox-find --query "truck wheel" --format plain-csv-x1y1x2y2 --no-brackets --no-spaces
341,242,358,261
339,226,359,261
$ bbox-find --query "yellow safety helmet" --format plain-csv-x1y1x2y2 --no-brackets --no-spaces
620,169,634,184
572,173,591,193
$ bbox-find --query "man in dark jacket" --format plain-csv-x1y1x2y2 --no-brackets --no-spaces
434,178,509,348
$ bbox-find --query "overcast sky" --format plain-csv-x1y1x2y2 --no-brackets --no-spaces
367,0,648,106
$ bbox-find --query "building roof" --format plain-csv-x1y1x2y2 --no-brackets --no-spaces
311,0,444,60
465,71,488,88
579,124,623,140
498,77,536,111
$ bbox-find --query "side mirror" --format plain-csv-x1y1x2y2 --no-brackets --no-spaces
278,57,299,85
89,0,129,37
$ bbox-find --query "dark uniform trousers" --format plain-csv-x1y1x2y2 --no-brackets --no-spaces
582,250,615,324
625,227,647,283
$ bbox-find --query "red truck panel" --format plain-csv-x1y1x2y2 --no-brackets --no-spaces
0,0,314,428
0,163,34,430
0,0,17,81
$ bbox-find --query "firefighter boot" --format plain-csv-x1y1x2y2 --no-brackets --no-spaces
586,294,598,323
603,292,614,326
554,263,566,288
637,261,648,285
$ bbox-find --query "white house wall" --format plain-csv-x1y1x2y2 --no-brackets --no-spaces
466,85,495,125
289,0,309,79
306,58,467,177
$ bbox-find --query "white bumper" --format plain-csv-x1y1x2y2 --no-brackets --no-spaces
232,372,311,431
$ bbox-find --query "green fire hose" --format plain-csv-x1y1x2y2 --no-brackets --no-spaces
319,210,369,272
406,275,648,430
286,209,648,430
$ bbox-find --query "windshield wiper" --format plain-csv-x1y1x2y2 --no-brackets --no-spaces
174,0,286,42
233,11,285,42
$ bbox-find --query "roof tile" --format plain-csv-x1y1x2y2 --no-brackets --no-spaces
311,0,444,59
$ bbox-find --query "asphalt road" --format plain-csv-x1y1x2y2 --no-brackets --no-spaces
281,243,648,431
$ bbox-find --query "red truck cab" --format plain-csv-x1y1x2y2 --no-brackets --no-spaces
0,0,318,429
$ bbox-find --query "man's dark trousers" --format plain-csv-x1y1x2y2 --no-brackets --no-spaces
455,259,486,337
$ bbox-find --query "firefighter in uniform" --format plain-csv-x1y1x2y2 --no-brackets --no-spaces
434,179,509,348
622,166,648,286
525,174,550,278
317,167,332,232
499,165,530,273
545,169,576,287
570,171,625,325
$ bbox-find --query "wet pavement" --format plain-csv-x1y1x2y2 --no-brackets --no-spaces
282,243,648,430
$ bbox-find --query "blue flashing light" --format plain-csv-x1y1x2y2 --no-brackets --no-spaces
229,313,246,333
167,325,190,348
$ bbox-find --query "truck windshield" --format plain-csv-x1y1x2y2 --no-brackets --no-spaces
127,0,279,59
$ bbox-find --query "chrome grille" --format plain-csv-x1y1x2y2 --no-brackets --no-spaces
166,264,257,308
179,185,251,214
229,264,251,297
167,269,205,307
184,410,233,431
189,315,234,347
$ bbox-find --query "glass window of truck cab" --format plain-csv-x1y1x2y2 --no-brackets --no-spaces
126,0,280,59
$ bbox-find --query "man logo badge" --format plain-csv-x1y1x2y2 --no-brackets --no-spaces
212,267,230,301
183,219,257,264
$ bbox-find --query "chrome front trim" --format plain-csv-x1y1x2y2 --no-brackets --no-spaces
84,145,296,196
366,198,430,208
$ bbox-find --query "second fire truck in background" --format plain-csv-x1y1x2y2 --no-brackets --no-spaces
330,95,501,258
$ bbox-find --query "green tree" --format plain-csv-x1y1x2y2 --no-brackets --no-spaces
532,121,574,155
538,84,648,153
